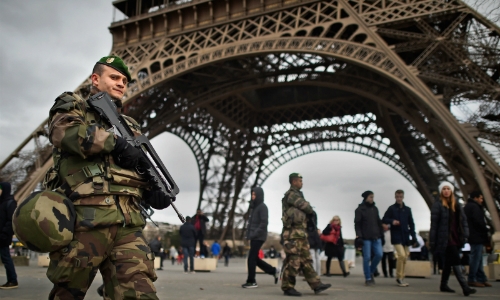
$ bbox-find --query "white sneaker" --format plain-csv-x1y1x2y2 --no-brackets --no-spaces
190,270,196,274
396,279,409,287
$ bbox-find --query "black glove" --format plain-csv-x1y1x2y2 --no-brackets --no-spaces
143,189,173,210
112,136,144,170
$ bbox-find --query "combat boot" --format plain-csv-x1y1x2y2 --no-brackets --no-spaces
283,288,302,296
314,283,332,294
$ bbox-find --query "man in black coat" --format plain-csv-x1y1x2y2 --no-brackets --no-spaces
382,189,417,287
149,236,164,270
0,182,18,289
464,191,491,287
192,209,209,254
180,216,197,273
355,190,383,286
242,187,279,288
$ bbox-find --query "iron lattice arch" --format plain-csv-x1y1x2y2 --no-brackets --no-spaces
2,0,500,240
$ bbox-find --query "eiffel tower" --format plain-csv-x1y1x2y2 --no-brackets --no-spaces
1,0,500,247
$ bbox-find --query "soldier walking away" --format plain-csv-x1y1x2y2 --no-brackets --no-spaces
281,173,331,296
430,182,476,296
0,182,18,289
242,187,279,288
464,191,492,287
382,189,418,287
29,56,173,300
355,191,383,286
192,209,209,253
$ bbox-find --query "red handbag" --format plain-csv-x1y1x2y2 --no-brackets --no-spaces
320,232,336,243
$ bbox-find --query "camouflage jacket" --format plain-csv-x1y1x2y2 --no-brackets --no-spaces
281,186,314,240
45,91,149,230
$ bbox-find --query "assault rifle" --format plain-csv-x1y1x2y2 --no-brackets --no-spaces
87,92,185,223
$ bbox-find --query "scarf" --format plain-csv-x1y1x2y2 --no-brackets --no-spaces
330,223,341,245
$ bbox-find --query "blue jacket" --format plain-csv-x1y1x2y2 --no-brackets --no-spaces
211,242,221,255
382,202,416,246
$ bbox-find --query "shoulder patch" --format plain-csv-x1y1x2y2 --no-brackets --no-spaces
50,92,85,117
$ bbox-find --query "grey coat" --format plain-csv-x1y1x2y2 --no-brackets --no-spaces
246,187,268,242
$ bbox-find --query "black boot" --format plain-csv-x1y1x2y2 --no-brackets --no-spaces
283,288,302,296
339,260,350,277
453,266,476,296
97,284,105,297
440,283,455,293
314,283,332,294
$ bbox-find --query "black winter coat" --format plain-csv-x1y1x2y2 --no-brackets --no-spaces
180,222,197,248
464,199,489,244
322,224,344,257
354,201,383,240
149,239,162,253
246,187,268,242
382,203,416,246
429,200,469,254
0,182,16,248
191,214,209,236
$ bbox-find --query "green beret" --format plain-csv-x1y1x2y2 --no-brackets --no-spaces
289,173,302,180
96,55,132,82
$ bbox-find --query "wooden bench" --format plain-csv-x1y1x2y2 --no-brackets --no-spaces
405,260,431,278
320,260,348,275
194,257,217,271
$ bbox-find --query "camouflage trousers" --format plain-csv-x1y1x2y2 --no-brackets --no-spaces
47,225,158,300
281,238,320,291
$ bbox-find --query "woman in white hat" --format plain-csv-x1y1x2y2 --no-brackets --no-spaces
429,182,476,296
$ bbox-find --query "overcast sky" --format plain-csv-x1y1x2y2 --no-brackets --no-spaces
0,0,495,238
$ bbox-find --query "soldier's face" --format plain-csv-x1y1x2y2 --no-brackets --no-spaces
293,178,303,190
91,65,128,100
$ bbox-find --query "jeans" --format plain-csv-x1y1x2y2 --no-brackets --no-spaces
247,240,276,283
468,243,487,283
362,239,382,280
183,246,195,272
0,246,17,283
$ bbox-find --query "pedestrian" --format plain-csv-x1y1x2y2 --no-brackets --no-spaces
0,182,18,289
211,240,221,259
242,187,280,288
321,215,349,277
180,216,196,273
281,173,331,296
380,224,395,278
267,245,278,259
201,241,209,258
355,190,383,286
37,56,177,299
177,246,184,265
382,189,418,287
464,191,492,287
149,236,164,270
222,243,231,266
169,246,177,265
192,209,209,253
409,234,425,260
430,182,476,296
307,211,322,275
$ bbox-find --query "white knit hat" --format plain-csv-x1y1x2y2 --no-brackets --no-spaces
438,181,454,193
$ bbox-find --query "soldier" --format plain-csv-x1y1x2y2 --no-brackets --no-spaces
43,56,172,300
281,173,331,296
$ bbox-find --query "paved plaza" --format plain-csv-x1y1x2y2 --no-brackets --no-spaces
0,257,498,299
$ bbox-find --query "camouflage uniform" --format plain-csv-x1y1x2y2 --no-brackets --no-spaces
281,186,320,291
45,91,157,300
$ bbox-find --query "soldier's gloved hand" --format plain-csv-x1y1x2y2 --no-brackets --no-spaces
112,136,143,169
143,189,173,210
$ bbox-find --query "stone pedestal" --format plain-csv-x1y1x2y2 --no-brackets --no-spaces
154,257,161,269
488,263,500,281
405,261,432,278
38,254,50,267
245,258,279,273
194,257,217,271
320,259,348,275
